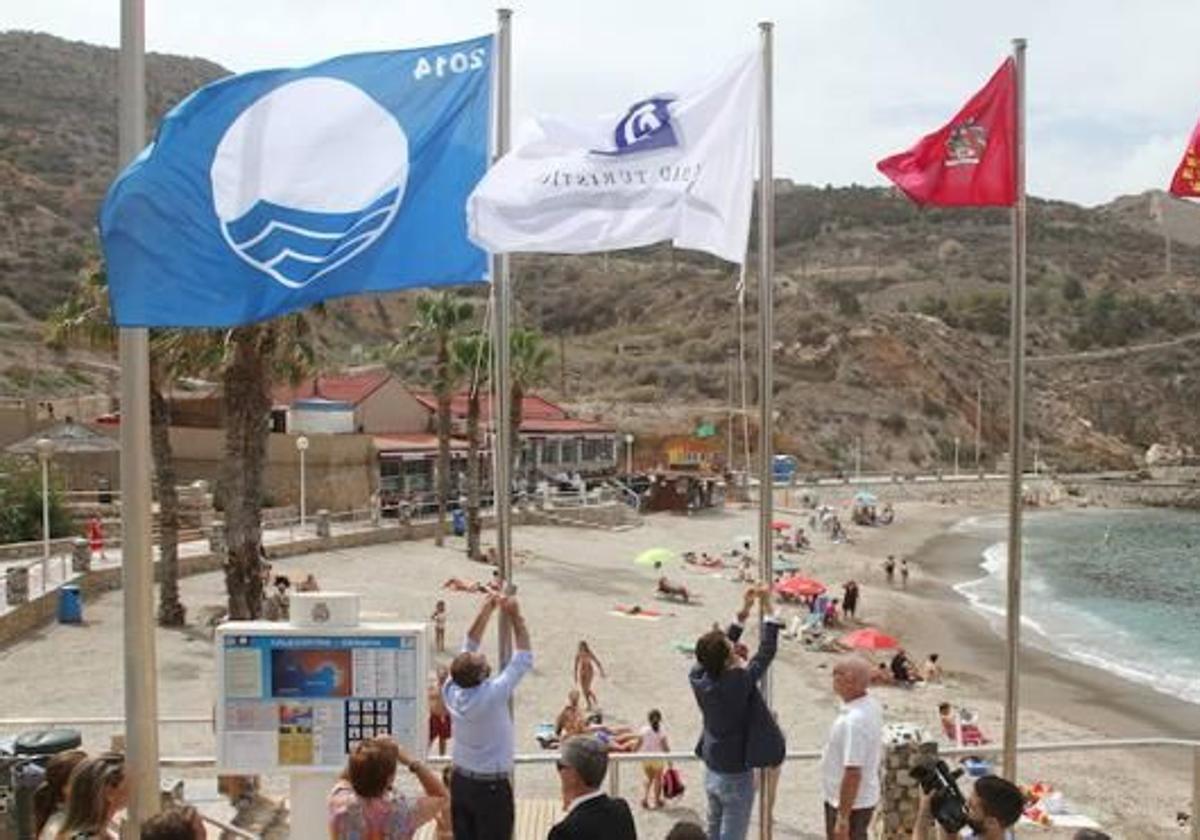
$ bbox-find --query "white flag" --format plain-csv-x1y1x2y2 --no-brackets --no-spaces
468,51,760,264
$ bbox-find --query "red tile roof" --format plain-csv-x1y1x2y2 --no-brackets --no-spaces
373,433,470,452
273,370,391,407
411,392,569,421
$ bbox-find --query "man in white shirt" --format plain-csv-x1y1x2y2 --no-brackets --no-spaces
443,593,533,840
820,657,883,840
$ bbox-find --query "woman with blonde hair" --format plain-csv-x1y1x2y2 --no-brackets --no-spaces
33,750,86,840
57,753,128,839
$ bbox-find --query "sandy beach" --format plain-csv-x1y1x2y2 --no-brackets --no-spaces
0,499,1193,839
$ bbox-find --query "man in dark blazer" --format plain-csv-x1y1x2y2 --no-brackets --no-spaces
548,735,637,840
689,585,786,840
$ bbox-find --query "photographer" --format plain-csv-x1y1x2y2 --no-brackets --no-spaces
912,774,1024,840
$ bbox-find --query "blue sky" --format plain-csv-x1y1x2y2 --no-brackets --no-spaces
5,0,1198,206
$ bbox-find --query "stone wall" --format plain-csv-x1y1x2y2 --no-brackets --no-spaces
878,740,940,839
0,509,538,649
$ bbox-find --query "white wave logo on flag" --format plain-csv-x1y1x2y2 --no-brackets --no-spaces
211,77,409,289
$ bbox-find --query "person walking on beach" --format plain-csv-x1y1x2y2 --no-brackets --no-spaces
86,514,106,562
638,709,671,810
842,581,860,621
900,559,910,588
431,600,447,653
443,593,533,840
574,641,606,711
821,657,883,840
883,555,896,585
690,586,786,840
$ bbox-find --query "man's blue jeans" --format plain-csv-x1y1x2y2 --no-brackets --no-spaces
705,768,755,840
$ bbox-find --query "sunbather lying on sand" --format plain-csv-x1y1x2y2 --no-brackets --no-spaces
442,577,488,593
685,552,724,568
657,576,692,602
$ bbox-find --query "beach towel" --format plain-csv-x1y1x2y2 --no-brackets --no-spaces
1021,782,1102,830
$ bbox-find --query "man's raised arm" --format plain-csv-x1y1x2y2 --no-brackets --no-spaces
463,593,500,652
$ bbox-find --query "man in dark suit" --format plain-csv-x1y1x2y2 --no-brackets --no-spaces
548,735,637,840
690,585,786,840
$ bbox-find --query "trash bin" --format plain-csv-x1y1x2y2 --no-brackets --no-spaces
57,585,82,624
451,508,466,537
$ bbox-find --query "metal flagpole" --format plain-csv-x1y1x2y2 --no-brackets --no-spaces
118,0,161,827
492,8,514,672
738,267,751,481
1002,36,1028,782
756,20,776,840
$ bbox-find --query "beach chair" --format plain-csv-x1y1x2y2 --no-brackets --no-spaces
942,708,991,747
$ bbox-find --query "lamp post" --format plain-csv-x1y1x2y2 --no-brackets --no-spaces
296,435,309,528
35,438,54,586
954,436,961,478
624,433,634,476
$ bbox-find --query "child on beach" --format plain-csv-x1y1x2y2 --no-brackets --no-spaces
430,600,447,652
901,558,910,588
884,555,897,585
428,668,452,756
639,709,671,809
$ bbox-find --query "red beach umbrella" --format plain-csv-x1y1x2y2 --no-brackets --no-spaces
840,627,900,651
774,576,826,597
771,520,790,531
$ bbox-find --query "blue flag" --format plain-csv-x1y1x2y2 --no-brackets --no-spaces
101,36,493,327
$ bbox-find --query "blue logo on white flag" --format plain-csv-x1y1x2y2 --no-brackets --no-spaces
102,36,492,327
592,97,677,156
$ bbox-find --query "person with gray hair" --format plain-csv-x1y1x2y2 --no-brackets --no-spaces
821,656,883,840
548,735,637,840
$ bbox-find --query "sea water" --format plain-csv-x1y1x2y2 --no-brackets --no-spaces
951,508,1200,704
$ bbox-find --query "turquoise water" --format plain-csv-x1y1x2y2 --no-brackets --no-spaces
952,508,1200,704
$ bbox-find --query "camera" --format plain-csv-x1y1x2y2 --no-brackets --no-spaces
910,759,969,833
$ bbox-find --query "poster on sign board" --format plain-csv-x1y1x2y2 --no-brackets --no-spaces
215,623,427,773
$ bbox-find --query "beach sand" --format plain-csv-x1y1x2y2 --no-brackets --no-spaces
0,500,1192,838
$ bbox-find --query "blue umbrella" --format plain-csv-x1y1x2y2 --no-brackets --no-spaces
854,491,878,506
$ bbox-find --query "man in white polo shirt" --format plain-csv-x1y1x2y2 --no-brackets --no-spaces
820,656,883,840
444,592,533,840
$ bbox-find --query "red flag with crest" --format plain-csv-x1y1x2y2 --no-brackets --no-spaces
877,58,1016,207
1169,115,1200,199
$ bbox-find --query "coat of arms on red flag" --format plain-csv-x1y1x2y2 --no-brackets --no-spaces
877,58,1017,207
1168,116,1200,199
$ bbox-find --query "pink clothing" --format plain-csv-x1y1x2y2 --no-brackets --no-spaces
639,726,667,753
328,780,418,840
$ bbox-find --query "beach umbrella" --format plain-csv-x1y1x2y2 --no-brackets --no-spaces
840,627,899,651
853,490,879,507
634,547,675,568
774,576,825,597
771,520,790,531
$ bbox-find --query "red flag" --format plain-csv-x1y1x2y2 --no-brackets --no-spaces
1168,115,1200,199
877,58,1016,207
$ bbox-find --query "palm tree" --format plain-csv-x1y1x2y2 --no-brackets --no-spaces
218,318,314,619
408,293,475,547
45,266,201,627
509,327,552,482
451,332,490,562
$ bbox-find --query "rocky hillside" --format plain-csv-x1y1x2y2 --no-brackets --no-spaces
3,32,1200,472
